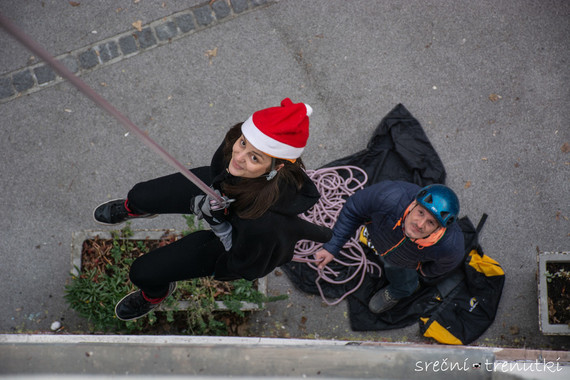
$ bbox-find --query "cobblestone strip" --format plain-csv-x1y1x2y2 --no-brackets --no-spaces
0,0,270,104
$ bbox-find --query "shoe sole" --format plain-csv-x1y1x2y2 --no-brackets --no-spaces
93,198,158,226
115,282,177,321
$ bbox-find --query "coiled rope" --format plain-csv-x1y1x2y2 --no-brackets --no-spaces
293,166,382,305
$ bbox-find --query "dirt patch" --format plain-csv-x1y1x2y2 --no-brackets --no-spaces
546,262,570,325
79,233,252,335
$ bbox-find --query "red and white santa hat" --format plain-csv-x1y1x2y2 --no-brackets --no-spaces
241,98,313,161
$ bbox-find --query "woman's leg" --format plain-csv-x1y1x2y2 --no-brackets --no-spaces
114,230,226,321
127,166,212,215
94,166,212,225
128,230,225,298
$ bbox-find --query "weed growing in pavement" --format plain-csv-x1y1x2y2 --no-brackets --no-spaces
64,216,288,334
545,267,570,283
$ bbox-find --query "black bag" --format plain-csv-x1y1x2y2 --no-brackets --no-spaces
345,216,492,333
322,103,446,186
419,215,505,345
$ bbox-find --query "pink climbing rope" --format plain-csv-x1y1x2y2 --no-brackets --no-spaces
293,166,382,305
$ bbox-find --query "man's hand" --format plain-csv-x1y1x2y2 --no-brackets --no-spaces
314,248,334,269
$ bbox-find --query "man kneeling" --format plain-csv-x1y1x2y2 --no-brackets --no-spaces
314,181,464,314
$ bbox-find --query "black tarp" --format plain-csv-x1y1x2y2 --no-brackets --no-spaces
282,103,487,332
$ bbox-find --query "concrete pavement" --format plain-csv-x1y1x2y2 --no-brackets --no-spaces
1,0,568,363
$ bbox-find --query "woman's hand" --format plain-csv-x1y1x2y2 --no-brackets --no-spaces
314,248,334,269
190,190,228,225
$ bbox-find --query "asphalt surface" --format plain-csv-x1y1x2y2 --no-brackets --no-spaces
1,0,568,353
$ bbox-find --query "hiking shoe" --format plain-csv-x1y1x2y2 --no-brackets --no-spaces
368,288,400,314
93,199,156,225
115,282,177,321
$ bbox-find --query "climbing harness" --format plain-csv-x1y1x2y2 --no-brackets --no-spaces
293,166,382,305
0,13,226,206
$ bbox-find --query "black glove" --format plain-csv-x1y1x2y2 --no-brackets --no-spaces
190,190,230,225
190,190,233,251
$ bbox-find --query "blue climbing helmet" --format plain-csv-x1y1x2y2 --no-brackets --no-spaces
415,184,460,227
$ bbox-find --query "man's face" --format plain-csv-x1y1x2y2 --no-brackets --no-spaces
404,203,440,239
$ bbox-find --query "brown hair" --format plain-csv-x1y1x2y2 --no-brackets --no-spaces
221,123,307,219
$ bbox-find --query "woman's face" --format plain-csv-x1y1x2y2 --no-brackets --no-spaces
228,135,273,178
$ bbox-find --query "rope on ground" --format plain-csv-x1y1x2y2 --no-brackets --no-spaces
293,166,382,305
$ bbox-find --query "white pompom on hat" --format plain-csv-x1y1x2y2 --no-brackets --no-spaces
241,98,313,161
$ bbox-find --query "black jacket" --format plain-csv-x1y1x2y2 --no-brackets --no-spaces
207,142,332,281
323,180,464,278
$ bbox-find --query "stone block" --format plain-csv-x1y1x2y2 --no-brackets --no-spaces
212,0,231,19
194,5,214,26
175,13,195,33
12,70,35,92
78,49,99,69
98,41,120,62
60,55,79,73
155,21,179,41
34,65,56,84
231,0,249,13
135,27,157,49
119,34,138,55
0,76,15,99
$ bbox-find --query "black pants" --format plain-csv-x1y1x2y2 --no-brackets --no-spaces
126,167,225,298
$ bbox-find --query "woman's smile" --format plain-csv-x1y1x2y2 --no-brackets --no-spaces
230,158,243,171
